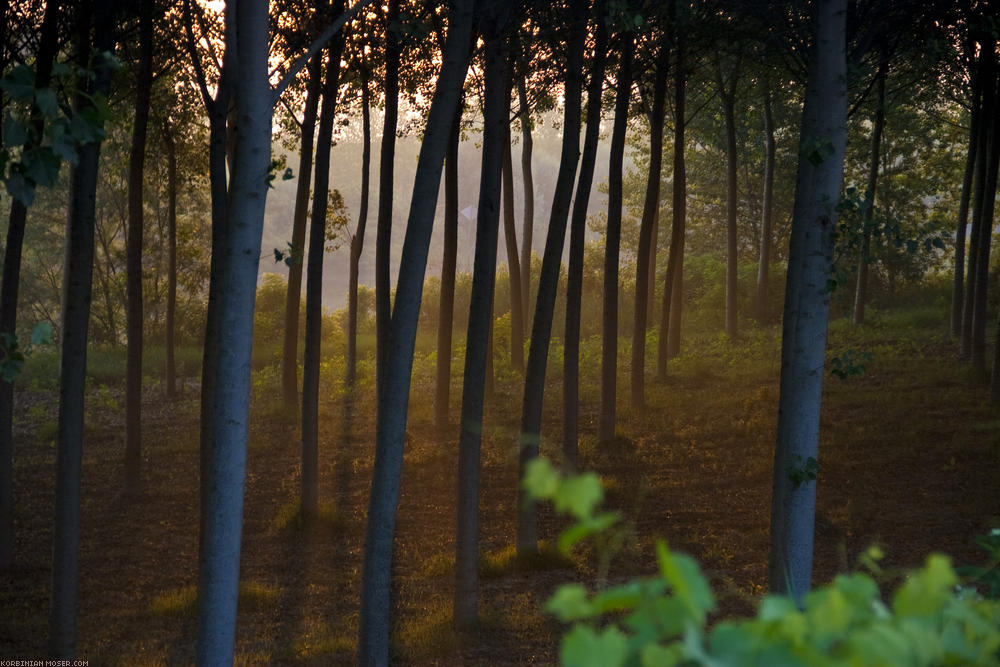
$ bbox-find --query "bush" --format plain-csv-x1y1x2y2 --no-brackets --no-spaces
525,459,1000,667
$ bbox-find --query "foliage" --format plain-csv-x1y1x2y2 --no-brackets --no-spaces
525,458,1000,667
0,321,52,382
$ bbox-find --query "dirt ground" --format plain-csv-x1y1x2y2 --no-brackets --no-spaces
2,322,998,665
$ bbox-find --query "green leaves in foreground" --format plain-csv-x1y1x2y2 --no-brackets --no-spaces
524,457,1000,667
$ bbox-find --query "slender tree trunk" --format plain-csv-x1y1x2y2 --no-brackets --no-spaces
196,0,273,662
125,0,154,497
434,106,461,431
347,68,371,388
517,75,534,323
631,37,667,413
599,32,634,445
952,66,980,338
757,78,775,323
517,0,588,554
852,57,887,325
301,35,344,519
971,66,1000,376
454,12,508,629
375,0,401,402
502,125,525,372
563,0,607,467
768,0,847,604
282,53,323,410
49,0,114,655
0,0,59,571
717,60,741,339
659,16,686,375
163,120,178,398
358,2,474,660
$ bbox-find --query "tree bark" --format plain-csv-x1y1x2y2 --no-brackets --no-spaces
163,120,178,398
631,35,667,414
952,59,980,339
0,0,59,571
454,9,508,629
358,1,474,660
434,106,461,431
282,53,323,409
347,67,371,388
502,123,525,372
851,55,887,325
563,0,607,467
599,31,634,445
375,0,401,402
49,0,114,655
125,0,154,497
768,0,847,604
517,74,534,323
757,77,775,323
717,58,741,338
517,0,588,554
301,33,344,519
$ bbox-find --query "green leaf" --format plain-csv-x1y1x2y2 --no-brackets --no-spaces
893,554,958,617
0,65,36,102
34,88,59,117
560,625,629,667
656,542,715,625
4,172,36,206
553,472,604,520
522,458,560,500
639,642,683,667
30,321,52,346
3,113,29,148
545,583,594,622
23,147,61,188
282,167,294,181
558,512,620,553
51,62,72,78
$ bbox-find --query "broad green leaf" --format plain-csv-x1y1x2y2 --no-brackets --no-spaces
557,512,620,553
545,583,594,622
553,472,603,520
4,172,36,206
0,65,36,102
640,642,683,667
590,580,644,614
522,457,560,500
656,542,714,625
804,588,851,645
560,625,629,667
34,88,59,117
23,147,61,188
30,321,52,346
893,554,957,617
3,113,29,148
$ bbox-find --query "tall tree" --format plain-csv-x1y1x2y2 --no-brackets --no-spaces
715,52,742,338
358,0,475,659
951,40,981,338
124,0,154,497
599,23,634,445
0,0,60,571
631,27,668,414
517,73,534,318
347,62,372,388
501,125,525,372
434,105,461,430
768,0,847,603
756,75,776,323
282,53,323,409
563,0,608,467
301,25,345,519
517,0,588,554
49,0,115,656
455,1,510,628
162,117,179,398
851,53,888,325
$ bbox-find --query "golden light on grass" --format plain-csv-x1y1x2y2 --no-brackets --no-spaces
149,581,281,616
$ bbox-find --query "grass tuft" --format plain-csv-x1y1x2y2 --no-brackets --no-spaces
270,498,342,533
148,580,281,617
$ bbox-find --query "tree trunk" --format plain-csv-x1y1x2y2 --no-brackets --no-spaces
163,120,178,398
358,1,474,660
0,0,59,571
659,13,686,376
49,0,114,655
282,53,323,409
517,0,588,554
375,0,401,402
347,67,371,388
852,56,887,325
768,0,847,604
434,106,461,431
196,0,273,662
125,0,154,497
631,36,667,414
563,0,607,467
952,61,980,339
302,35,344,519
599,32,634,445
517,74,534,323
717,60,741,339
454,11,508,629
502,124,525,372
757,78,775,323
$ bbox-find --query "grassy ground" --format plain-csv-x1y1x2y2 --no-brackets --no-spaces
1,296,998,665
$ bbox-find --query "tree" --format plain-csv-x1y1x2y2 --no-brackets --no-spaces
517,73,534,323
124,0,154,497
715,50,742,339
768,0,847,602
564,0,608,467
0,0,60,571
49,0,115,655
347,38,372,389
501,119,525,372
161,116,179,397
358,0,475,659
517,0,588,554
756,75,776,323
951,36,980,338
435,104,461,430
455,0,511,629
598,20,634,445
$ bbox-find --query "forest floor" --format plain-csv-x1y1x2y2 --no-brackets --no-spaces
2,300,999,665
